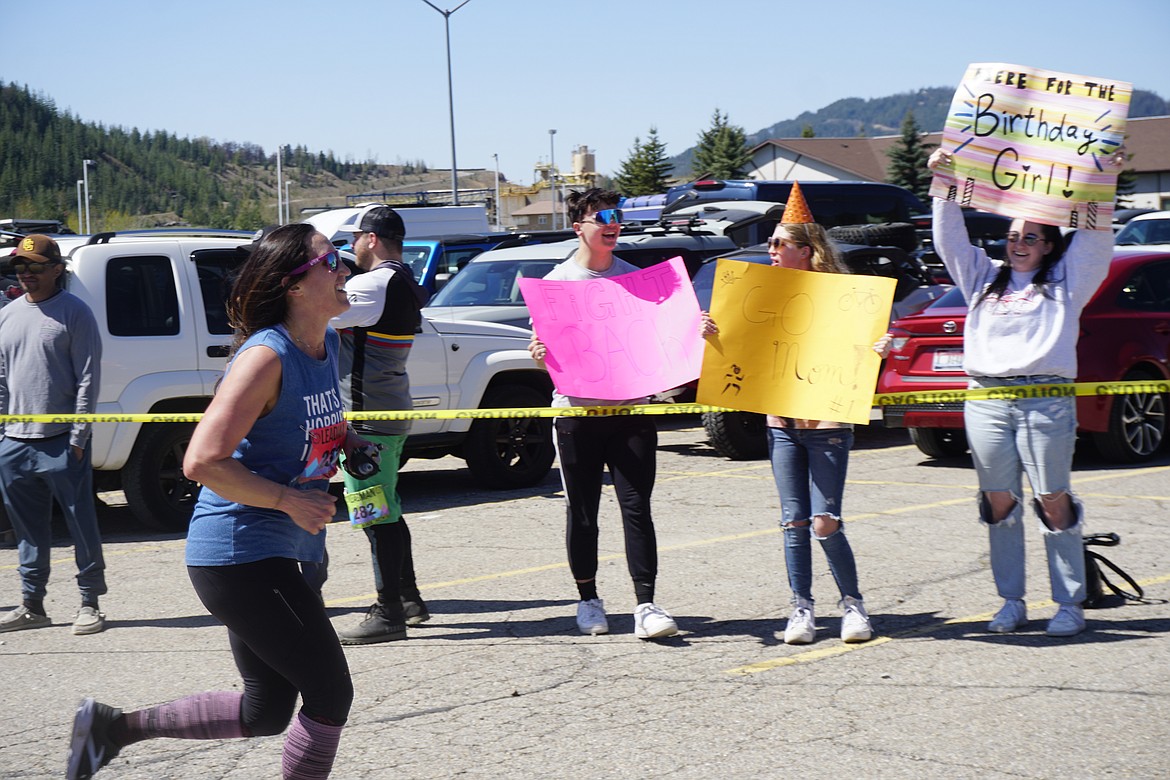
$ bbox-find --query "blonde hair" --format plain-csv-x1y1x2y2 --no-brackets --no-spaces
781,222,849,275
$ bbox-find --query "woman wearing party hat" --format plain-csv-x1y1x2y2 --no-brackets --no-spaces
701,182,885,644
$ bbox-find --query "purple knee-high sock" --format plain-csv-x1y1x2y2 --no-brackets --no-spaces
113,692,245,746
282,710,344,780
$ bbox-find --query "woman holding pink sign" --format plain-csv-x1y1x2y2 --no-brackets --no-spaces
528,187,678,641
928,147,1122,638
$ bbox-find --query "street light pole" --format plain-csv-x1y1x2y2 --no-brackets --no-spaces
492,153,502,230
76,180,84,233
285,181,292,224
548,129,557,230
82,159,94,234
276,146,284,225
420,0,473,206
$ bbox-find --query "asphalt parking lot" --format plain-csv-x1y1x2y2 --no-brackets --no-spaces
2,418,1168,779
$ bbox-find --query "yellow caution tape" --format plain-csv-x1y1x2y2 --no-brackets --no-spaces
1,381,1165,424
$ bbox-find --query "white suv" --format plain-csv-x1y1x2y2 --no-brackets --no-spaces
38,230,553,531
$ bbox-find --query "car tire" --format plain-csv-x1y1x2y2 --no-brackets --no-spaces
1091,371,1168,463
909,427,969,458
122,422,199,532
464,385,555,489
702,411,768,460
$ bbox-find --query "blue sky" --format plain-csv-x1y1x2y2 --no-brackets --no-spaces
4,0,1168,185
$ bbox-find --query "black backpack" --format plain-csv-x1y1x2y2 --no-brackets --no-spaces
1083,533,1146,608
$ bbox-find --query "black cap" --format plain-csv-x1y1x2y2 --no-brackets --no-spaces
339,205,406,240
239,224,281,254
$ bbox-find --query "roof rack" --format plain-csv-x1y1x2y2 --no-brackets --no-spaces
86,228,254,245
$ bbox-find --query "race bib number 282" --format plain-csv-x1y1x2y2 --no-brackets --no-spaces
345,484,393,529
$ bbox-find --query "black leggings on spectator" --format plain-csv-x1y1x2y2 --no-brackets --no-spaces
554,416,658,604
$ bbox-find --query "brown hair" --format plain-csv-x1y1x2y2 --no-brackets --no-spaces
226,223,317,354
566,188,621,225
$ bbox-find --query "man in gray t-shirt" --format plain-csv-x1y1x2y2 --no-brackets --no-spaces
0,234,107,636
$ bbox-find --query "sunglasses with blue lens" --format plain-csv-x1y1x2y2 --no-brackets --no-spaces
288,250,341,277
585,208,623,226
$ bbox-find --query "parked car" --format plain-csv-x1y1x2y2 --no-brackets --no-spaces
662,179,927,229
1114,211,1170,246
911,209,1013,283
423,229,740,330
693,241,950,460
397,230,578,296
1112,207,1158,233
878,247,1170,462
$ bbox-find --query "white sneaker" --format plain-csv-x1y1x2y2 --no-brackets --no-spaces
987,599,1027,633
783,599,816,645
840,596,872,643
576,599,609,635
1046,604,1085,637
633,602,678,639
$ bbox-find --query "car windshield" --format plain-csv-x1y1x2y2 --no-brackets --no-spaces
690,250,769,311
1115,217,1170,246
428,259,561,307
923,286,968,309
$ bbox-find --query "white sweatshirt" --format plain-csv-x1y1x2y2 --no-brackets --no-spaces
932,198,1113,379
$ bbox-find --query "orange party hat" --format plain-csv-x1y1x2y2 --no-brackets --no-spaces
780,181,815,224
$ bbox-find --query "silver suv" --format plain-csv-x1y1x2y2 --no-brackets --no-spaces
424,229,740,329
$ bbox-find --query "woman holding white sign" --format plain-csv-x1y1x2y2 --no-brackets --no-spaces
927,147,1121,638
702,182,886,645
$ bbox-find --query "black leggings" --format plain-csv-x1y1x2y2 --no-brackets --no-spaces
554,416,658,589
188,559,354,733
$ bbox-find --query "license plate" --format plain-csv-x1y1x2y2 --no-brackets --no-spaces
932,350,964,371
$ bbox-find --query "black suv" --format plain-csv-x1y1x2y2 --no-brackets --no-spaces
663,179,927,227
692,241,946,460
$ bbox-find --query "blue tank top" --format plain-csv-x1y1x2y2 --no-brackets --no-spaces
185,326,346,566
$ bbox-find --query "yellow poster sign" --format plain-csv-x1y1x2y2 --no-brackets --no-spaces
696,260,894,425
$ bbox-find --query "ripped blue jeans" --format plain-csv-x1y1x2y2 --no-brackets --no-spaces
965,375,1085,605
767,426,860,605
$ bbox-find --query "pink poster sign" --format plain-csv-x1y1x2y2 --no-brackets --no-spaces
519,257,704,400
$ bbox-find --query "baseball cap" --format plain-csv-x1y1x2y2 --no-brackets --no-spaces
238,224,281,254
11,234,63,265
338,205,406,240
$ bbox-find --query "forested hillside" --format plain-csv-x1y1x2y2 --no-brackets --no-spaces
0,82,442,231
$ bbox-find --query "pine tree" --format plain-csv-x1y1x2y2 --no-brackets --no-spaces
691,109,752,179
614,127,673,196
1114,140,1137,207
885,110,935,201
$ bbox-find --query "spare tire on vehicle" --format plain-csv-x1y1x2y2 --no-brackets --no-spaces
828,222,919,253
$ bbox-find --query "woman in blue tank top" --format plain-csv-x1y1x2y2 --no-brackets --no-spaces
67,224,376,780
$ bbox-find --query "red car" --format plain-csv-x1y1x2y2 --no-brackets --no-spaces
878,247,1170,462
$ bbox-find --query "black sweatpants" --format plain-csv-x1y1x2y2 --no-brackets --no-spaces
553,416,658,595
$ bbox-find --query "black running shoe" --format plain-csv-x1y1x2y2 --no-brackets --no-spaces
401,594,431,626
66,697,122,779
338,601,408,644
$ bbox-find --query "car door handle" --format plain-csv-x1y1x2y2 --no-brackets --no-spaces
207,345,230,358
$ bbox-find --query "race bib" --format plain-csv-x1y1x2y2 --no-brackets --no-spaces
345,484,393,529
